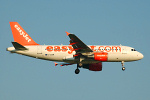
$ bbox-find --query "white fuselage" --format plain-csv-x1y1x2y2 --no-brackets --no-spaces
7,45,144,63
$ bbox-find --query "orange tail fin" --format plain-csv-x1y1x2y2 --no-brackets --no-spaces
9,22,39,46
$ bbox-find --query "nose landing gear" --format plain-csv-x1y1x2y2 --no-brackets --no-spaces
122,67,126,71
121,61,126,71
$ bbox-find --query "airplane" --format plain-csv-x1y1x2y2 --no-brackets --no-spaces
7,22,144,74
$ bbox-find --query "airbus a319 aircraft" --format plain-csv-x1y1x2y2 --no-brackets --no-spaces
7,22,144,74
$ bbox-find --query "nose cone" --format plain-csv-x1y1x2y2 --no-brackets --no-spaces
138,53,144,60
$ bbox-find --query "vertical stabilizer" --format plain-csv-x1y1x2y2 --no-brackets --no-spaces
9,22,39,46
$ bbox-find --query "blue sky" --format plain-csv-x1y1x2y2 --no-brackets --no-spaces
1,0,150,100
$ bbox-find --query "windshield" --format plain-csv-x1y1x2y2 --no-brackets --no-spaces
131,49,136,51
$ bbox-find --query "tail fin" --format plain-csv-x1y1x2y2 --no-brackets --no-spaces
9,22,39,46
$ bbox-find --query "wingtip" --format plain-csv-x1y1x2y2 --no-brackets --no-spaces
65,31,70,36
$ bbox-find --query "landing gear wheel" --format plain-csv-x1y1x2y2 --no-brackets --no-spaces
122,67,125,71
121,61,125,71
75,69,80,74
79,63,82,67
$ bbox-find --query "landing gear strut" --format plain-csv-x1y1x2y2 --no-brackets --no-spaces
75,57,84,74
121,61,126,71
78,57,84,67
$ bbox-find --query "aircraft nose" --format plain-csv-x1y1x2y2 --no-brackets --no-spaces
138,53,144,60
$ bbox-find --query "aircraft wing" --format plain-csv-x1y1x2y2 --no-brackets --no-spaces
66,32,93,53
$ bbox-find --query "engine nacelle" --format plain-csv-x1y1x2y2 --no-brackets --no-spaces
82,63,102,71
94,52,108,61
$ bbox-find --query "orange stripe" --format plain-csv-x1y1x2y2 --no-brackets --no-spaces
69,42,78,45
74,48,82,51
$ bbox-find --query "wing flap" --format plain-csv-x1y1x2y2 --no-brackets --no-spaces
54,62,74,66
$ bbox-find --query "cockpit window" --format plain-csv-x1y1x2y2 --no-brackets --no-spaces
131,49,136,51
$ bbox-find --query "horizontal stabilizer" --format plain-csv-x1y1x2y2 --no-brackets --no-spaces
12,42,28,50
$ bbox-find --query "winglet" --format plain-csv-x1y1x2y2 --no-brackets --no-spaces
66,31,70,36
54,62,58,66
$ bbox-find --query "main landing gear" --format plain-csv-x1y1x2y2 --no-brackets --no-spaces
75,68,80,74
75,63,82,74
121,61,126,71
